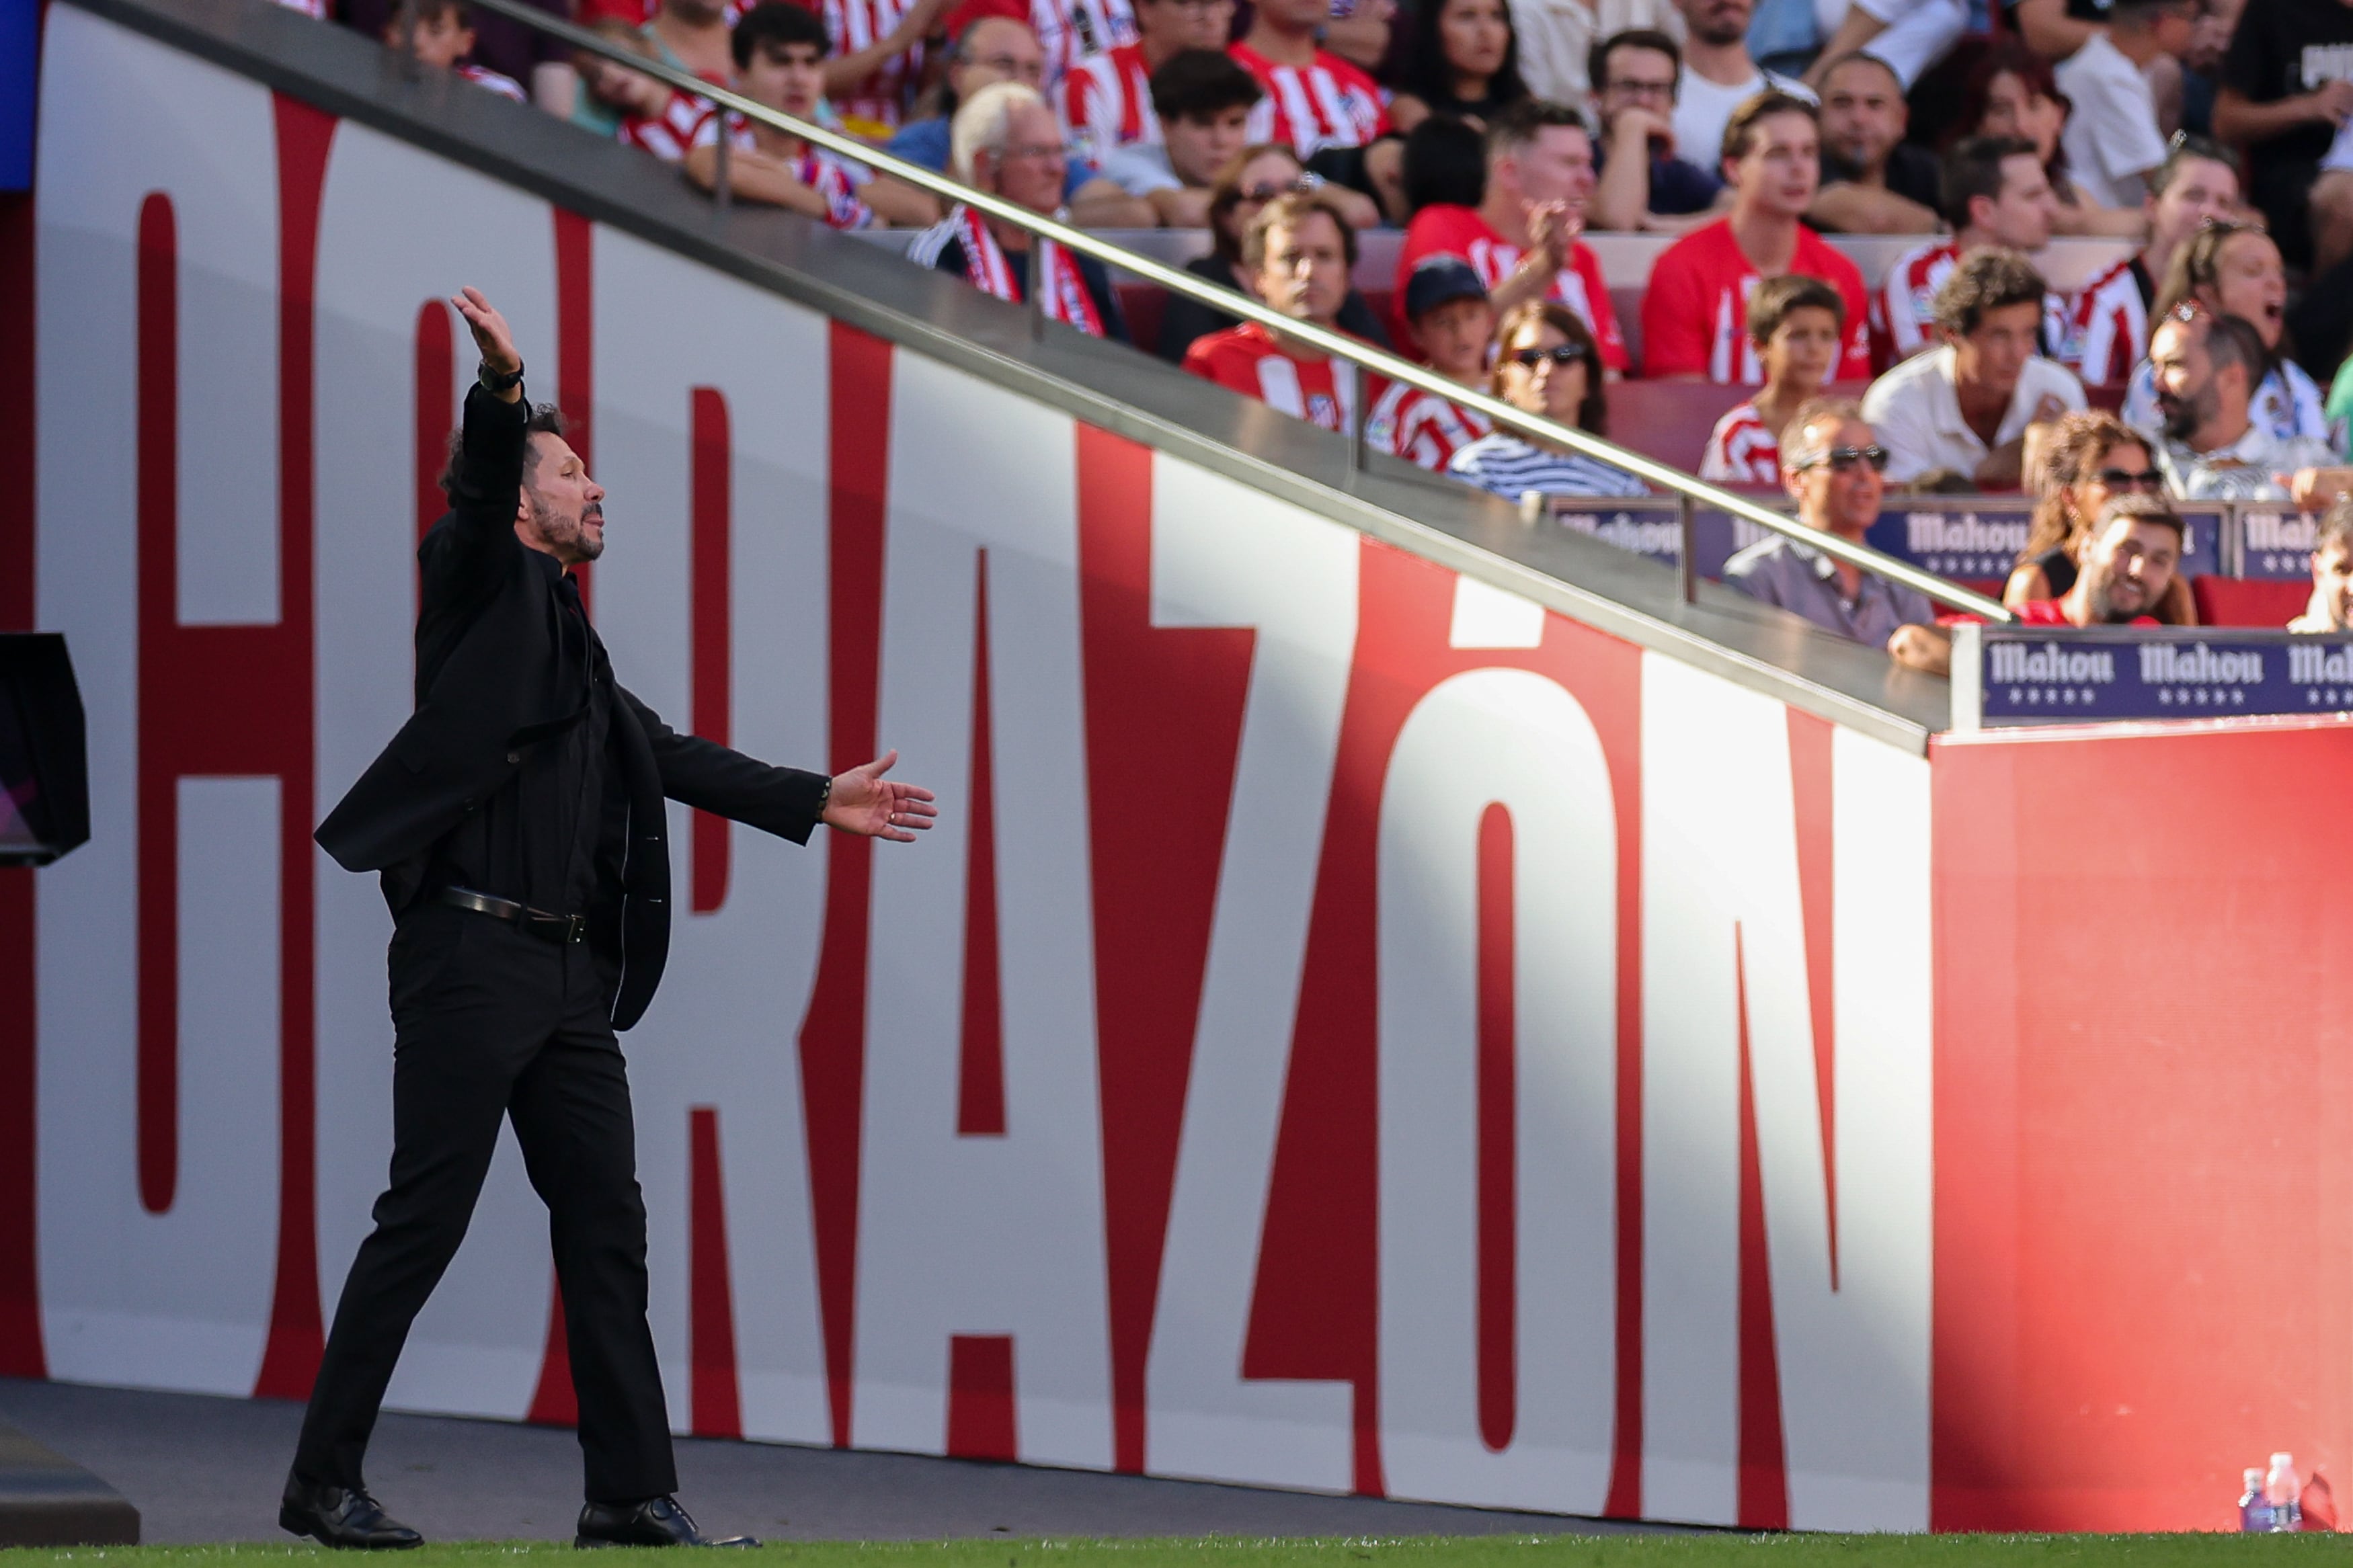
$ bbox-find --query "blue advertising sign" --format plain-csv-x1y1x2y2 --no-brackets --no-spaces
1540,495,2231,589
1546,501,1682,565
2235,507,2319,581
1956,626,2353,728
0,0,33,193
1865,500,2225,583
1540,499,1786,577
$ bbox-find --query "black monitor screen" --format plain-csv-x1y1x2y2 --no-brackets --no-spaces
0,634,87,866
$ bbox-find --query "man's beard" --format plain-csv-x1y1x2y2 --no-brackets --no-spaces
1691,5,1747,44
2084,569,2147,624
529,491,606,562
2156,381,2210,444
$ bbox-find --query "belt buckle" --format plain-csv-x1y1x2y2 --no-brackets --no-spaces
563,913,586,945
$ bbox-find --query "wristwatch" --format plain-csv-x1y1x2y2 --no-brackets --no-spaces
478,358,524,393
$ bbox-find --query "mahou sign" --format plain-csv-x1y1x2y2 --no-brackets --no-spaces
7,3,2353,1535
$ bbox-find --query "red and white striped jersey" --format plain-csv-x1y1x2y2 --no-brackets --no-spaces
454,63,528,101
824,0,928,128
1230,42,1388,157
619,89,708,162
1057,43,1159,165
1363,382,1492,470
686,108,877,229
2065,254,2147,388
1183,323,1375,431
1878,238,2073,366
1035,0,1141,85
1698,401,1780,485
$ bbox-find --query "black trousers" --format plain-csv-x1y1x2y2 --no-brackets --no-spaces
292,902,678,1505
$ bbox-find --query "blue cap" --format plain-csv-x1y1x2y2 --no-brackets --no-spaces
1403,255,1488,321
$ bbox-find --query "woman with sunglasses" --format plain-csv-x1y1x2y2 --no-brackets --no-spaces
2118,220,2341,450
2003,409,2197,622
1383,0,1529,136
1447,300,1646,498
1153,142,1390,360
1955,42,2145,239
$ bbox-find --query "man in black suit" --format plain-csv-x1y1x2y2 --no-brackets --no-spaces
283,287,935,1551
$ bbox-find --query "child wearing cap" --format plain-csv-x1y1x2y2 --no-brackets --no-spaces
1698,274,1846,486
1365,255,1497,471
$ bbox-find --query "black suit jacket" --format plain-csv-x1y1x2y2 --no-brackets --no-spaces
316,384,828,1030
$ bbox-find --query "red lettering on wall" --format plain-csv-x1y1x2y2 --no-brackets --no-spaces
134,189,178,1216
956,552,1004,1138
0,185,42,1380
689,1106,744,1439
1475,802,1515,1454
554,208,594,615
1734,925,1790,1529
1254,543,1644,1505
1786,710,1837,1288
800,322,891,1446
945,1333,1018,1461
689,386,731,915
414,301,452,546
252,93,333,1399
1074,423,1254,1475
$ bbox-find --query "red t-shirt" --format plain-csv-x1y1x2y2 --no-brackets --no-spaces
1182,322,1379,431
1230,42,1388,157
1638,217,1872,383
1393,205,1627,373
1946,600,2158,628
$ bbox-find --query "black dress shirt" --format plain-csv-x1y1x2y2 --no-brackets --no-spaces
425,558,622,917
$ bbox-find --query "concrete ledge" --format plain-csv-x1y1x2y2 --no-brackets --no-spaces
0,1417,140,1546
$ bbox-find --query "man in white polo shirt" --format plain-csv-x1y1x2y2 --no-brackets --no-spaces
1862,247,2085,488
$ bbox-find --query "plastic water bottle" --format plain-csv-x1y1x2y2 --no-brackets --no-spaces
2266,1453,2303,1532
2241,1468,2276,1532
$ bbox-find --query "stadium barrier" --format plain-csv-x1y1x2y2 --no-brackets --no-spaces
6,0,2352,1537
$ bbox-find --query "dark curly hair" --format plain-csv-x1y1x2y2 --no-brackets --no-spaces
440,401,569,497
1929,247,2048,337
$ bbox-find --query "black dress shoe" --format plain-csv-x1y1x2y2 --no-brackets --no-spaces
279,1477,425,1550
575,1495,758,1548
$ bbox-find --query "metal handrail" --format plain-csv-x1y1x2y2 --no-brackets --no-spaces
464,0,2013,623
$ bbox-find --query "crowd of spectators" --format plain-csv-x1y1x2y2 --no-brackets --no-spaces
329,0,2353,655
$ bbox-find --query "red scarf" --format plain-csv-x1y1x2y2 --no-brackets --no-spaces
951,204,1104,337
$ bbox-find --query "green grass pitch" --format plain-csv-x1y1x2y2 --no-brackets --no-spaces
5,1536,2346,1566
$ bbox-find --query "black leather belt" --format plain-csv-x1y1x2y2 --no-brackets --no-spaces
438,886,588,945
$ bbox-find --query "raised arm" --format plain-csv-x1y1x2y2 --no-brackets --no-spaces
430,287,532,587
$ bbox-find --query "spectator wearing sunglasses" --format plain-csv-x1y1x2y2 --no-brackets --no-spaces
2145,306,2338,500
1724,401,1937,653
2003,410,2196,622
1153,143,1390,360
1893,494,2192,674
1861,247,2086,488
1447,301,1647,499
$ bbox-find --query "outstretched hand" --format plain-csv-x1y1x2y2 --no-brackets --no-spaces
823,749,938,842
449,286,522,394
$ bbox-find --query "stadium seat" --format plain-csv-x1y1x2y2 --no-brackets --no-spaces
2193,576,2310,627
1116,282,1166,356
